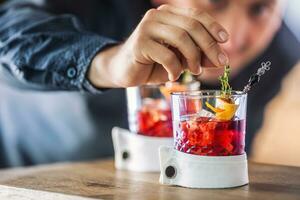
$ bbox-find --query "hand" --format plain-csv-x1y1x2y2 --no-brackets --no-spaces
89,4,229,88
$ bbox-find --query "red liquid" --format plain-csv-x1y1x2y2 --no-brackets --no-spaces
137,100,172,137
175,117,245,156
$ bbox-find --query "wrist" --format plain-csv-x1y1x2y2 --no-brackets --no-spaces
88,44,121,88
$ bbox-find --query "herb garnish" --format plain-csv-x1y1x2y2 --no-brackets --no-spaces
219,65,232,96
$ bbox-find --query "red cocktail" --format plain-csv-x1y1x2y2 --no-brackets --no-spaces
171,91,247,156
136,83,188,137
127,83,200,137
174,116,245,156
137,99,172,137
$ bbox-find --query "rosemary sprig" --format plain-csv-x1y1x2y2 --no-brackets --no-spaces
181,70,193,84
219,65,232,96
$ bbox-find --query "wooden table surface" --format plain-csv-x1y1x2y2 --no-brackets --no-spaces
0,159,299,200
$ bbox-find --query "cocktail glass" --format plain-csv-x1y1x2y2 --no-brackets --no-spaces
127,82,199,137
171,90,247,156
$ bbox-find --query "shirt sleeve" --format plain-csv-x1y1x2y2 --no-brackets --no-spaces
0,1,117,93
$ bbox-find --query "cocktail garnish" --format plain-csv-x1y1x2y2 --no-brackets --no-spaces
159,82,187,101
205,99,238,121
204,65,237,120
242,61,271,93
182,70,194,84
219,65,232,97
205,102,224,113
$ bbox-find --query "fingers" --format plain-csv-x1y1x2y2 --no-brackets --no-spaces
157,5,229,67
142,40,183,81
146,63,169,84
201,55,216,68
158,5,229,43
130,6,230,84
144,22,201,75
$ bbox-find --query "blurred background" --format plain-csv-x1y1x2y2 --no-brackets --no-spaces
284,0,300,41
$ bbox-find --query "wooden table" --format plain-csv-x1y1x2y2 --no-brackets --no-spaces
0,159,299,200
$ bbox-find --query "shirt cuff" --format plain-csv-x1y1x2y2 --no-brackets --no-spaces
54,34,118,94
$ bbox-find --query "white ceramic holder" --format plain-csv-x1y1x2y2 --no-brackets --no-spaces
159,146,249,188
112,127,173,172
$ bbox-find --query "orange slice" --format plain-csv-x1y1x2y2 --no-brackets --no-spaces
205,99,238,121
159,82,187,101
205,102,224,113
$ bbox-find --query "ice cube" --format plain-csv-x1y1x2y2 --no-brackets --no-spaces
198,109,215,118
181,109,215,121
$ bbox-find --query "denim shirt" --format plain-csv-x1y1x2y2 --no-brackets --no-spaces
0,0,151,167
0,1,119,92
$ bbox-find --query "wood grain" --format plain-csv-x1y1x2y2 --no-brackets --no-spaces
0,159,299,200
0,185,95,200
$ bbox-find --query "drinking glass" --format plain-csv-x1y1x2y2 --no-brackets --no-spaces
171,90,247,156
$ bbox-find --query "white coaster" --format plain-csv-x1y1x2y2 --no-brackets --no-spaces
112,127,173,172
159,146,249,188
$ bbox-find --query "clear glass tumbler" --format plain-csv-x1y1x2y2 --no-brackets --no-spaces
126,82,200,137
171,90,247,156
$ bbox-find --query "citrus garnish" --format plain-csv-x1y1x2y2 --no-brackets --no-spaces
159,82,187,101
205,99,238,121
205,65,239,121
215,98,238,121
205,101,224,113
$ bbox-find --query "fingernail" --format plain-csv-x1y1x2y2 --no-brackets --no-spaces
197,65,202,75
168,74,176,81
218,53,229,66
218,31,228,42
